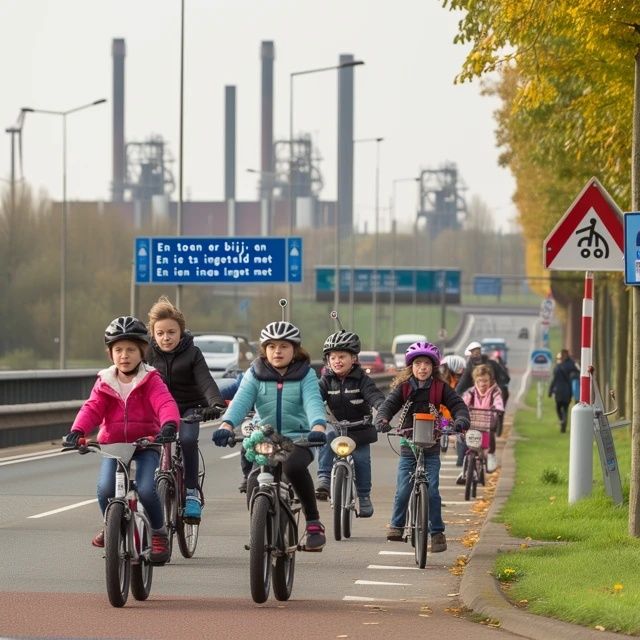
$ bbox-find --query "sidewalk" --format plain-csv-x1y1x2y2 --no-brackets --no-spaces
459,423,633,640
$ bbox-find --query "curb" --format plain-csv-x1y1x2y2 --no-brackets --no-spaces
459,421,632,640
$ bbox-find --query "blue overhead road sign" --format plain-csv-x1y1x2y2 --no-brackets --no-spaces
134,236,303,285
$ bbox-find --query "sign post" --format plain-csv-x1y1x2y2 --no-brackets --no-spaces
542,177,624,504
530,349,553,419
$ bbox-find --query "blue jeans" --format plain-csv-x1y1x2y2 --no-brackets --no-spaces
96,448,163,530
317,435,372,497
390,452,444,534
180,410,200,489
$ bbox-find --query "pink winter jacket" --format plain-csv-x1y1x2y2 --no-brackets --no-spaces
71,364,180,444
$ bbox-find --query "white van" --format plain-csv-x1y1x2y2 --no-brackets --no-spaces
391,333,428,369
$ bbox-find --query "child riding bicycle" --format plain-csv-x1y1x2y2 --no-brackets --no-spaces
146,296,226,523
63,316,180,564
375,341,469,552
316,330,385,517
211,319,328,551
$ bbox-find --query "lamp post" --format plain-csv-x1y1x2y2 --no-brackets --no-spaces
23,98,107,368
176,0,186,308
390,177,420,336
288,59,364,319
353,137,383,348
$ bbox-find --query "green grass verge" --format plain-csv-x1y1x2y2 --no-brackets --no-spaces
494,390,640,634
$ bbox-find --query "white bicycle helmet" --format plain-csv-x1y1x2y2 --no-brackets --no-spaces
260,321,302,345
441,354,466,375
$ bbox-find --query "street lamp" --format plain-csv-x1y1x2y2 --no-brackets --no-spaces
353,137,383,348
288,59,364,319
23,98,107,368
390,176,420,336
176,0,186,308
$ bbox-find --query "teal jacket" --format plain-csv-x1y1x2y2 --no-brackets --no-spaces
223,357,326,439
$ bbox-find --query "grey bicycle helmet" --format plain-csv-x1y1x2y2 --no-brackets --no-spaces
405,341,441,367
322,331,361,356
260,321,302,345
104,316,149,346
441,354,466,375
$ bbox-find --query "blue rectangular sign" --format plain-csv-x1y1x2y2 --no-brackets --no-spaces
135,236,303,285
473,275,502,296
624,212,640,285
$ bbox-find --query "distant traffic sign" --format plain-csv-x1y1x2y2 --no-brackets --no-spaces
135,236,303,284
530,349,553,379
473,275,502,296
623,212,640,285
543,177,624,271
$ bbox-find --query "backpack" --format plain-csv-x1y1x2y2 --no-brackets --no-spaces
398,379,446,428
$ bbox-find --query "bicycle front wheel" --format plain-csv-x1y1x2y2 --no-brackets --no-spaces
414,482,429,569
332,465,348,541
104,501,130,608
131,512,153,601
156,476,176,560
272,508,297,601
249,494,273,603
465,452,477,501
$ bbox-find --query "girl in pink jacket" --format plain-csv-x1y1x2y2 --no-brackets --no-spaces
64,316,180,564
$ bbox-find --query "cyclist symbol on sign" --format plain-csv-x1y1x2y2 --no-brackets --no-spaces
575,218,609,259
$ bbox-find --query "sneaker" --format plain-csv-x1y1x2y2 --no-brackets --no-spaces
431,532,447,552
456,472,465,485
358,495,374,518
386,526,404,542
183,489,201,523
303,520,326,551
487,453,497,473
150,532,170,564
91,529,105,548
238,477,248,493
315,483,330,501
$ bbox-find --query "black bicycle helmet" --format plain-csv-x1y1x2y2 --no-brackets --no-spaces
104,316,150,346
259,321,302,345
322,331,361,356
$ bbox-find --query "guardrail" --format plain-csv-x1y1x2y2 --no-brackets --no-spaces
0,369,396,449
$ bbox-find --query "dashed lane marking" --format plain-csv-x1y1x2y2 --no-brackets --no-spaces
342,595,399,602
378,550,413,556
29,498,98,519
367,564,420,570
354,579,412,586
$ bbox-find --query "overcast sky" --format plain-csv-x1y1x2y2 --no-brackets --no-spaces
1,0,518,232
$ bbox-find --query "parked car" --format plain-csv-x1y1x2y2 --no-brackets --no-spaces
480,338,508,365
193,333,254,372
358,350,386,374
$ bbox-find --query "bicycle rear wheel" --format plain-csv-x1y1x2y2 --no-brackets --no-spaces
104,501,130,608
332,465,348,541
131,512,153,601
156,476,176,560
414,482,429,569
249,494,273,603
272,509,297,601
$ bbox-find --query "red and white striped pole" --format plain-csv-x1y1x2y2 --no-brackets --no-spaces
580,271,594,403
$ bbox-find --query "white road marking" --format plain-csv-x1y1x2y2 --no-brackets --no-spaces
367,564,420,570
355,579,411,586
343,595,398,602
443,500,476,505
29,498,98,519
0,451,68,466
378,550,413,556
221,451,240,460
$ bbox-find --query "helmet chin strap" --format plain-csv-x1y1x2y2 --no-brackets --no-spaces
118,362,142,377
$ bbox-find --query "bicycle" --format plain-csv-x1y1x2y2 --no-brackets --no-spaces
62,436,158,608
154,411,209,560
388,418,451,569
233,424,323,603
326,416,372,541
461,407,500,501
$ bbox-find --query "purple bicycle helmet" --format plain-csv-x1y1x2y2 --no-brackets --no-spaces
405,341,441,367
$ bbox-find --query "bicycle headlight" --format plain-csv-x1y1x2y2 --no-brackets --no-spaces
330,435,356,457
254,441,275,455
241,421,256,437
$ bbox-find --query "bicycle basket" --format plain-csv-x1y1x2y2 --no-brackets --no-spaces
412,413,436,447
468,407,497,431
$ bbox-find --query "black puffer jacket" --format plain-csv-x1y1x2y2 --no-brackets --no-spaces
146,331,224,415
319,365,385,445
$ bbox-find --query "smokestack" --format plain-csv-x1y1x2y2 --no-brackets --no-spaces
112,38,126,202
260,41,275,198
337,53,354,234
224,85,236,200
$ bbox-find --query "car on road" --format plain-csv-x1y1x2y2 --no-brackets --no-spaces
480,338,508,365
358,350,386,374
380,351,397,373
391,333,428,369
193,333,254,372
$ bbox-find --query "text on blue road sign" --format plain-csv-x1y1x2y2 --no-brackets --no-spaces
134,237,303,284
